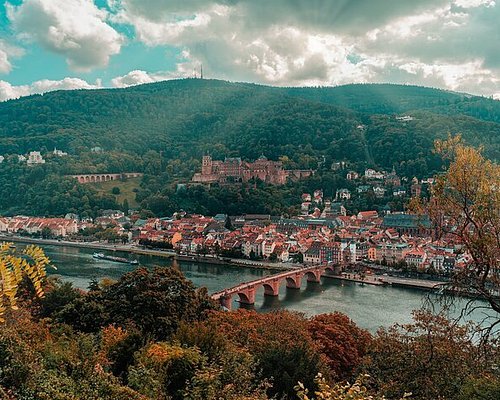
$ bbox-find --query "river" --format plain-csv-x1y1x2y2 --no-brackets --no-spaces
39,244,495,333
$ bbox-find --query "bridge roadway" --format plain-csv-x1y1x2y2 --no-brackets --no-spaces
211,264,335,310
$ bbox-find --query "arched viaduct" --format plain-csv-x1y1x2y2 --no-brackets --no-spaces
211,264,336,310
69,172,143,184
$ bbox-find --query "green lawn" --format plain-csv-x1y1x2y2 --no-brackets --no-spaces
91,177,141,208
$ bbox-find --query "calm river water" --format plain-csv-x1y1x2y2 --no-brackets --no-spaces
39,244,495,333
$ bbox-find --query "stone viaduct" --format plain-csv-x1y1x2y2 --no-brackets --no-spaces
69,172,143,184
211,264,336,310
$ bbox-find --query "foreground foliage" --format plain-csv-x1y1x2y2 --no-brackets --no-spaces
430,137,500,328
1,261,499,399
0,243,50,323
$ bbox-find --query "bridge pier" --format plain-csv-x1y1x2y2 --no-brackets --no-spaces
220,294,233,310
286,275,302,289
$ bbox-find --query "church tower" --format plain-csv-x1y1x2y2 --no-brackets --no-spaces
202,154,212,175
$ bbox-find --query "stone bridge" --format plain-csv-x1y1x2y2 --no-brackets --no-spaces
211,264,335,310
69,172,143,184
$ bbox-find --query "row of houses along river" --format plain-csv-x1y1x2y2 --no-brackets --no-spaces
29,243,494,333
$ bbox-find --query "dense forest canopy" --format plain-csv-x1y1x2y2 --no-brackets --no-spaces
0,79,499,217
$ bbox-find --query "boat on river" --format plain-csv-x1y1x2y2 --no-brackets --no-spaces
92,253,139,265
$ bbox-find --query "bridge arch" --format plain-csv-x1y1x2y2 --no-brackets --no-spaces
237,292,251,304
304,270,321,283
324,265,336,275
286,275,301,289
262,281,280,296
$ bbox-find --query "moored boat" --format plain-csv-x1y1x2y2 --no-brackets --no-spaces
93,252,139,265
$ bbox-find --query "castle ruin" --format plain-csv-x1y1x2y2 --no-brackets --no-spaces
192,155,314,185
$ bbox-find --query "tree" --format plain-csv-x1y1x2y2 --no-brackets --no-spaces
426,136,500,335
362,310,490,400
224,215,233,230
307,313,372,381
205,310,325,399
38,279,82,318
122,199,129,215
0,244,51,323
112,187,121,195
41,226,52,239
296,373,406,400
100,267,216,340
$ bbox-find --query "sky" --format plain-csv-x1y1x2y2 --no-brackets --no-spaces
0,0,499,101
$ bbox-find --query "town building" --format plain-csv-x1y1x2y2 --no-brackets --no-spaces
373,186,386,198
364,169,384,180
384,168,401,186
395,115,414,122
336,188,351,201
346,171,359,180
27,151,46,166
376,241,410,264
393,187,406,197
53,148,68,157
382,213,432,236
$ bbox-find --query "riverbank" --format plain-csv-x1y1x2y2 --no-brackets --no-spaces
2,235,451,290
0,235,293,272
326,273,445,291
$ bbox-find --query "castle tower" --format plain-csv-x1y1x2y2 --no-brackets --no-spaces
411,177,422,198
201,154,212,175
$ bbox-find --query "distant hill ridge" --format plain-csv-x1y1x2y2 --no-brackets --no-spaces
0,79,498,175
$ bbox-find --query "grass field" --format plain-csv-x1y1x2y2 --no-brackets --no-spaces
91,177,141,208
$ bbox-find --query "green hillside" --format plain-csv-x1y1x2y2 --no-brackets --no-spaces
0,79,498,217
1,79,499,165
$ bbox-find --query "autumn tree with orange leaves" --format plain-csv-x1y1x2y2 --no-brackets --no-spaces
307,312,372,381
425,136,500,335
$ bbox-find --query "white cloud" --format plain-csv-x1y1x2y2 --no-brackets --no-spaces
111,69,174,87
397,59,499,91
4,0,500,97
106,0,500,95
7,0,123,71
454,0,496,8
0,40,24,74
0,77,101,101
0,81,30,101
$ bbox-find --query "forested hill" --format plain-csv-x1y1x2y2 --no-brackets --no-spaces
1,79,499,167
0,79,499,217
